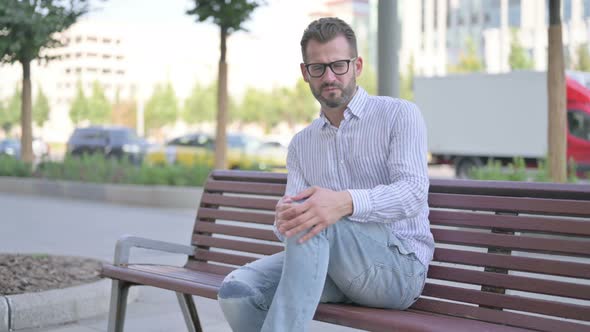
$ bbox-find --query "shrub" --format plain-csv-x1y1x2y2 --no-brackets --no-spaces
1,154,212,187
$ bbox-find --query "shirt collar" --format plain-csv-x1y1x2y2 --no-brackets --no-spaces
319,86,369,128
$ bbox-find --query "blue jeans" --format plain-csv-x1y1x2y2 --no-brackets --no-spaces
217,218,427,332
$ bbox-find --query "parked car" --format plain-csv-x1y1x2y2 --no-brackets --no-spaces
145,133,287,171
66,126,148,165
0,137,50,160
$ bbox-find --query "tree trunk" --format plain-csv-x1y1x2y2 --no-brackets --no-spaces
20,60,34,164
547,0,567,182
215,27,229,169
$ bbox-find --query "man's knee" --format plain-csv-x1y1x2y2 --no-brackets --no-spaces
218,279,256,299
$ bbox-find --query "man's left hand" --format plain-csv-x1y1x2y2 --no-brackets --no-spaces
277,187,353,243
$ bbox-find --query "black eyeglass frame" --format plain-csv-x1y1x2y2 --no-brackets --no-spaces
303,57,358,78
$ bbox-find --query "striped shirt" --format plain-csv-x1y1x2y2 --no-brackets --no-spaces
274,86,434,267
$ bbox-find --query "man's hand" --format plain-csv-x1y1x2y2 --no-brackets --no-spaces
276,187,353,243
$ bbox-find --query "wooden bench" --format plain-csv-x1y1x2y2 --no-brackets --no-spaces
101,170,590,332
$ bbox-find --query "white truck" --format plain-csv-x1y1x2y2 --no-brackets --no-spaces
414,71,590,178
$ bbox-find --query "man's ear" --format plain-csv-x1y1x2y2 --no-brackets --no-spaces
355,56,363,77
300,63,310,83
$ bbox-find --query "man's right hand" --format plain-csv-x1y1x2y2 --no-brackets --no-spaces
275,195,295,230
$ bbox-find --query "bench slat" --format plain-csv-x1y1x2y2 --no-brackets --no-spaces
184,260,234,276
432,228,590,256
429,178,590,200
411,298,588,332
195,221,279,242
433,248,590,279
211,170,287,183
427,265,590,300
192,235,283,256
102,264,220,300
422,283,590,321
429,193,590,217
200,193,278,211
197,207,275,225
194,249,258,266
205,179,285,196
429,210,590,236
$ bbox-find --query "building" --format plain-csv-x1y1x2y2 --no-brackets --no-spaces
309,0,373,65
405,0,590,76
0,20,132,142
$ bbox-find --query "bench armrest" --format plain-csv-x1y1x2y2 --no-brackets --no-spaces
113,235,196,265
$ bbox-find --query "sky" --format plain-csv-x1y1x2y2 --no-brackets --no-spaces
82,0,315,99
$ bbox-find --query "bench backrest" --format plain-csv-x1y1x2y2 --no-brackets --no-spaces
186,170,590,332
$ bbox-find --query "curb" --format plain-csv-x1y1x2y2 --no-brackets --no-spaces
0,177,203,209
0,279,139,331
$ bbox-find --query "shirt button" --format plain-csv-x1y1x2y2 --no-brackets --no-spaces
340,160,344,164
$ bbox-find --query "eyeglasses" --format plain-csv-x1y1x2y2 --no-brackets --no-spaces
304,57,357,78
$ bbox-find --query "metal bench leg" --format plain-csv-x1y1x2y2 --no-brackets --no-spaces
176,292,203,332
107,280,131,332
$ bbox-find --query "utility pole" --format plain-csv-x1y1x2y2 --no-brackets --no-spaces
378,0,400,97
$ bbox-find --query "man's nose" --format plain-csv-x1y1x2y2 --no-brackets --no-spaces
322,67,338,81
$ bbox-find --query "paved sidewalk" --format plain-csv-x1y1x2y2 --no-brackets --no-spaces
1,193,360,332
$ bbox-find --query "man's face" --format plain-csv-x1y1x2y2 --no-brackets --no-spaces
300,35,363,109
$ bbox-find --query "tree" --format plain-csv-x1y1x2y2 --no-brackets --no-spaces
0,0,88,163
144,82,178,134
575,43,590,71
1,86,21,135
69,81,88,125
288,78,318,125
86,81,111,124
357,64,377,95
400,56,415,101
448,37,484,73
508,29,534,70
547,0,567,182
187,0,264,169
32,86,50,127
183,81,216,124
111,88,137,129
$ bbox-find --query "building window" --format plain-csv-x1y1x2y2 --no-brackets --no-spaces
87,52,97,57
75,52,82,58
102,68,111,74
87,36,97,42
65,68,71,74
421,0,426,32
509,0,521,27
75,36,82,43
75,67,81,73
434,0,438,28
102,54,111,59
116,55,124,60
564,0,572,22
116,70,125,75
87,68,97,73
102,38,111,44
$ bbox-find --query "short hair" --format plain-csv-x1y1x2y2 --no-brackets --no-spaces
300,17,358,62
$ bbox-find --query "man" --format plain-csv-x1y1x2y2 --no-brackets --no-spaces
217,17,434,332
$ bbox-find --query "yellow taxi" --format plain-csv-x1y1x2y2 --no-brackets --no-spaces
145,133,287,171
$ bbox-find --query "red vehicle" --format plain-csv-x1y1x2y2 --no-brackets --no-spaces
566,77,590,173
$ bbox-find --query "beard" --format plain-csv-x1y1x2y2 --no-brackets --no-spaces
310,75,357,109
